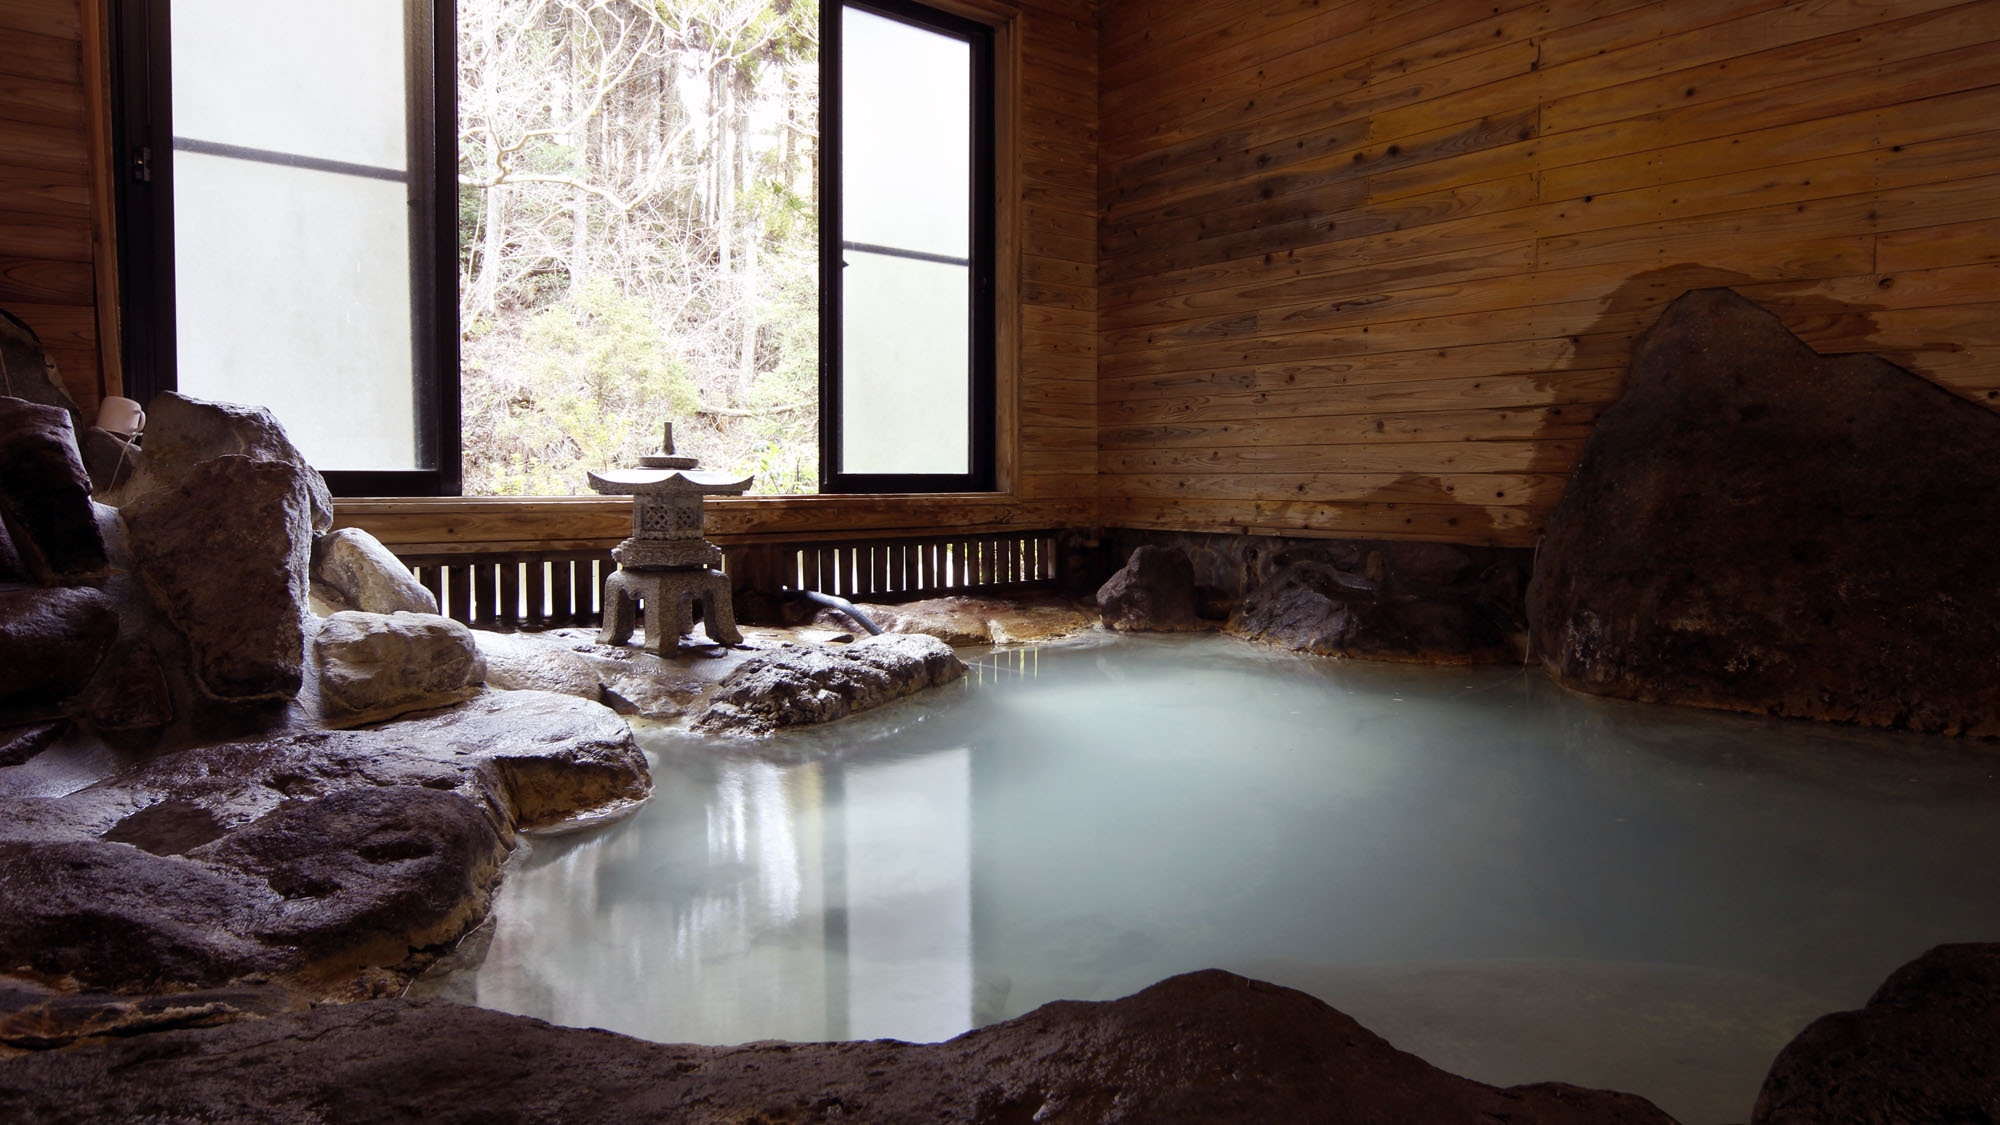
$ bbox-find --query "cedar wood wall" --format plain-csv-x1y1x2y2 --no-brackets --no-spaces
1097,0,2000,547
7,0,2000,550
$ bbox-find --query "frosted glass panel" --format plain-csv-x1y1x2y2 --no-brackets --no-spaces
174,154,417,471
841,252,968,475
173,0,409,170
842,8,969,258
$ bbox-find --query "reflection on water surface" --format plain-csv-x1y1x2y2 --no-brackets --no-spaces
457,633,2000,1125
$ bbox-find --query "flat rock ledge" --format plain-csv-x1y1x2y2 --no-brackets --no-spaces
696,633,967,735
0,969,1672,1124
0,691,649,1027
821,595,1099,646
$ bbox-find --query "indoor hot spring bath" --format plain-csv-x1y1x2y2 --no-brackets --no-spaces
433,632,2000,1125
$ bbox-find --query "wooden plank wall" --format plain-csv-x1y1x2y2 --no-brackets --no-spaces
1097,0,2000,546
0,0,114,415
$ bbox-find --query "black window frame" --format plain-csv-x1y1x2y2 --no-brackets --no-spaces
110,0,461,498
819,0,997,495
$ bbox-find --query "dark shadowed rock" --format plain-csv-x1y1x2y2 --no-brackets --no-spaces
1530,288,2000,734
1096,543,1199,631
1752,940,2000,1112
100,391,334,533
0,507,24,583
77,425,138,495
123,455,312,701
310,527,438,615
0,585,117,709
0,970,1675,1123
697,634,966,735
1753,943,2000,1124
0,398,106,581
1230,541,1528,663
313,611,481,725
0,311,81,431
0,840,285,989
190,787,507,975
0,723,63,768
78,640,173,732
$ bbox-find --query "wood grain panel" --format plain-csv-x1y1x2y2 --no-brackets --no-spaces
1100,0,2000,546
0,0,104,410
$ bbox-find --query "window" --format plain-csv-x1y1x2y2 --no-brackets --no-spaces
821,0,996,493
112,0,997,498
113,0,457,496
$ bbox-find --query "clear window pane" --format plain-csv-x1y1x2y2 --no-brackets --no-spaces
840,251,968,475
173,156,418,470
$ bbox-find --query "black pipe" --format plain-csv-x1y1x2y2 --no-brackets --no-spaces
782,586,884,636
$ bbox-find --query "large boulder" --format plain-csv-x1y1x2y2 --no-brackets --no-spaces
0,691,647,1000
310,528,437,616
1753,943,2000,1123
696,634,966,735
99,391,333,534
1229,541,1527,663
1529,288,2000,734
0,585,118,709
313,611,482,725
1096,544,1199,631
473,629,604,701
0,398,106,581
0,970,1674,1123
122,455,313,701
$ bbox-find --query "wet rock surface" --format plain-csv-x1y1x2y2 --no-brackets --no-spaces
1230,544,1528,663
1096,543,1200,631
0,691,647,1008
0,399,106,581
832,595,1098,646
0,970,1674,1124
310,527,438,616
313,611,482,725
123,455,313,702
1753,942,2000,1123
1530,287,2000,734
696,633,967,735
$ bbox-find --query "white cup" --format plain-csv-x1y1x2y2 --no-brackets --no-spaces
97,396,146,438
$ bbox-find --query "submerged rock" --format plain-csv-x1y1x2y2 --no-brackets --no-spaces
1096,544,1199,631
313,611,482,725
1530,288,2000,734
0,970,1676,1123
696,634,966,735
123,455,313,702
1753,942,2000,1123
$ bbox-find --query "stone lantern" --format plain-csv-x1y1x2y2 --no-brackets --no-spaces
587,423,752,653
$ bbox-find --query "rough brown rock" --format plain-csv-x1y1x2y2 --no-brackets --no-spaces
1530,288,2000,734
310,528,438,616
100,391,334,533
1096,543,1199,631
123,455,313,701
696,634,966,735
0,398,106,581
0,691,647,1001
0,970,1675,1123
0,585,117,709
1753,943,2000,1124
313,611,482,725
1229,542,1528,663
0,723,63,769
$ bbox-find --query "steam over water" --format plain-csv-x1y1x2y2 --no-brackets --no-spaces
454,633,2000,1124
